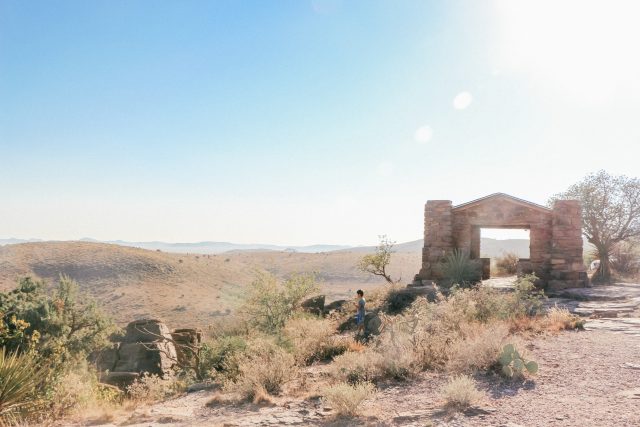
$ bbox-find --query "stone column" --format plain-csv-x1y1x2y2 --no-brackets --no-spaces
470,226,481,259
529,223,552,282
549,200,588,290
417,200,453,281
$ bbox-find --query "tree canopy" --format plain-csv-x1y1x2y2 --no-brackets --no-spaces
550,170,640,281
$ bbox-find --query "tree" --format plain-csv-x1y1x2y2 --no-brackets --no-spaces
550,170,640,282
358,235,399,285
0,276,115,361
242,272,320,333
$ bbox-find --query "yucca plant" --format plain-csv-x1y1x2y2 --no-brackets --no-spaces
0,347,42,425
439,249,481,288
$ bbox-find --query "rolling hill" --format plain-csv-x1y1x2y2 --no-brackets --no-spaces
0,241,419,327
0,237,535,328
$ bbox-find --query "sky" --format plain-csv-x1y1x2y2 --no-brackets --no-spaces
1,0,640,246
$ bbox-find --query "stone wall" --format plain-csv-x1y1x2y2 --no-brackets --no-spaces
418,200,453,280
549,201,589,289
415,193,587,290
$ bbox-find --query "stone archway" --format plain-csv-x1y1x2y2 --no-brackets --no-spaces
414,193,588,290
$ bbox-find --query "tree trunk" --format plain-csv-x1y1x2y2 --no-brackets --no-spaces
594,244,612,283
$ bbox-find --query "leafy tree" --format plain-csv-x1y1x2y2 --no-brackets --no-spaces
0,276,115,361
358,235,398,284
550,170,640,282
0,276,116,422
242,272,319,333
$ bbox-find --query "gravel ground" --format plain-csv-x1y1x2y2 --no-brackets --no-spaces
374,330,640,427
78,329,640,427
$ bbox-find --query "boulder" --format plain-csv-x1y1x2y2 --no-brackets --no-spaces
324,299,348,313
123,319,172,343
301,295,325,315
114,341,177,376
171,328,202,365
94,344,119,372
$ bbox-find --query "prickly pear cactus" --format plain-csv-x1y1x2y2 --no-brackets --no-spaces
498,344,538,378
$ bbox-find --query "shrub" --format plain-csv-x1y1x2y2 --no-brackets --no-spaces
495,252,519,276
330,329,419,384
446,322,509,374
438,250,480,288
513,274,545,316
0,348,43,424
545,306,585,331
440,375,483,409
611,241,640,276
200,335,248,378
0,276,115,361
0,277,116,423
126,373,182,403
49,362,122,418
384,286,422,315
329,350,384,384
283,316,344,365
243,273,319,334
322,382,376,417
223,338,296,400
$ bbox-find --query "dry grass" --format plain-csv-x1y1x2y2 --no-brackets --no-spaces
284,316,346,364
322,382,376,417
329,350,384,384
126,374,182,403
495,252,519,276
223,338,297,401
446,322,509,374
440,375,484,410
544,306,585,331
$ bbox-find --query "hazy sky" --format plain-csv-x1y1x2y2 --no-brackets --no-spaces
1,0,639,245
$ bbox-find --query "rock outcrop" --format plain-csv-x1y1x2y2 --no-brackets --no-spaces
97,319,179,388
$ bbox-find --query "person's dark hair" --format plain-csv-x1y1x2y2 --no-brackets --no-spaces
357,289,364,297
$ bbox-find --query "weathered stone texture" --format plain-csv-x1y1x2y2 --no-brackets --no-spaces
416,193,587,289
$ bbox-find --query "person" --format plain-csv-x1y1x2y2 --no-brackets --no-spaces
355,289,366,336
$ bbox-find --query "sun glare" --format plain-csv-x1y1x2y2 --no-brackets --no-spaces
493,0,640,104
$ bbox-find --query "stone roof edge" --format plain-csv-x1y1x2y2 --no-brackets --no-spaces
452,193,552,213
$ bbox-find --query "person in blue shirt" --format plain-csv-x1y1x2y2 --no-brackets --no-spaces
355,289,366,336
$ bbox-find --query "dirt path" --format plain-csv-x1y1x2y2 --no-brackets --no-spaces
82,329,640,427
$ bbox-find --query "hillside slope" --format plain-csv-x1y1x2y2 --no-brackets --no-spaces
0,242,420,327
0,242,255,327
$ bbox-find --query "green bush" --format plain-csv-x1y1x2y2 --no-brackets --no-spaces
200,335,248,378
513,274,545,316
0,276,116,422
0,276,115,361
242,272,319,334
438,250,481,288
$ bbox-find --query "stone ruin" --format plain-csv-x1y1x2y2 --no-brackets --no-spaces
96,319,201,388
413,193,588,290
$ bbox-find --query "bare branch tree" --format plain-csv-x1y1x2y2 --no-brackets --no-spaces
550,170,640,282
358,235,401,285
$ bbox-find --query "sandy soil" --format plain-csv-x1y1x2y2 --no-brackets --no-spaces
76,328,640,427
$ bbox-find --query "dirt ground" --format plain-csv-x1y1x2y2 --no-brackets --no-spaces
76,328,640,427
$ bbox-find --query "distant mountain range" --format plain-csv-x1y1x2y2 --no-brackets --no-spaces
0,237,531,257
0,238,352,254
